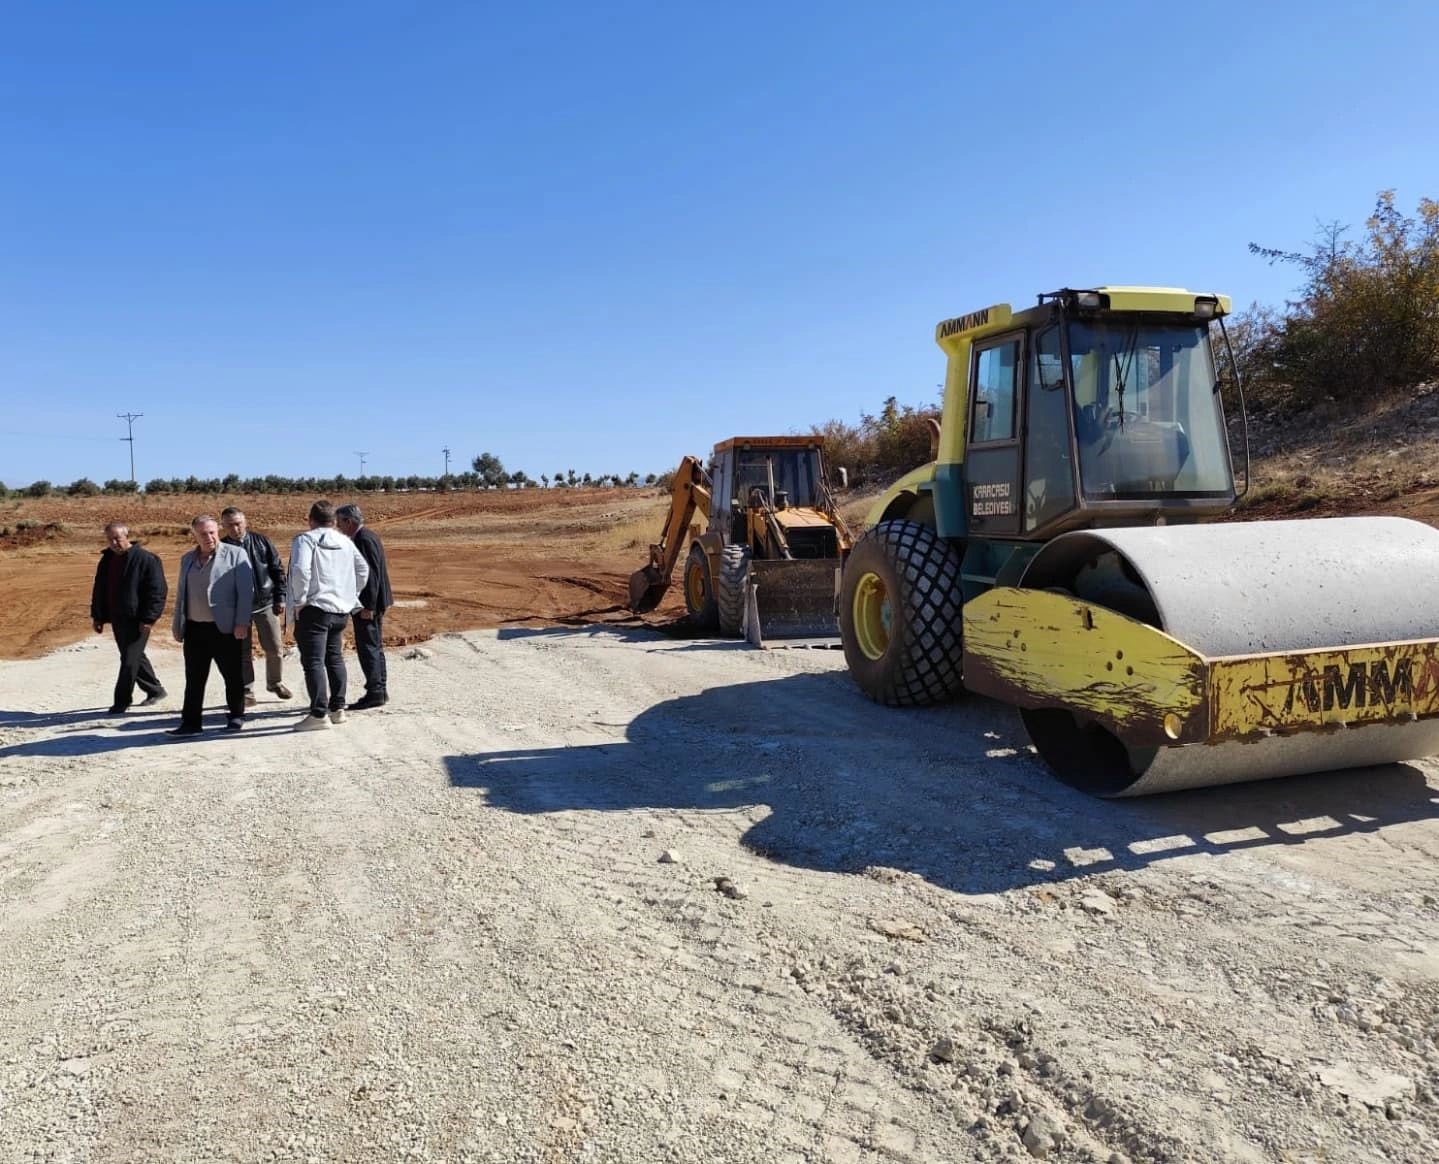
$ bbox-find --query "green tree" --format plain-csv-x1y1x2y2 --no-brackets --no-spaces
1249,189,1439,409
472,452,506,488
24,480,51,498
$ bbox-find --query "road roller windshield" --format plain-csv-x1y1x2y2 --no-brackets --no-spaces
1068,320,1233,501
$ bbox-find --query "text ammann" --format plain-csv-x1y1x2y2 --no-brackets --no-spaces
1282,657,1414,715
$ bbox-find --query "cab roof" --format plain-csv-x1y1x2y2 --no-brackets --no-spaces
712,436,823,454
934,286,1232,352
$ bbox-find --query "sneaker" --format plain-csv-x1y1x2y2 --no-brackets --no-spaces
329,708,347,725
270,683,294,700
225,717,244,732
243,692,258,708
166,724,202,737
295,713,331,732
140,690,168,707
347,694,388,711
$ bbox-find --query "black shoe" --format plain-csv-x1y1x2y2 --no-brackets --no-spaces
225,717,244,732
166,724,202,737
140,690,168,707
107,704,128,715
347,694,388,711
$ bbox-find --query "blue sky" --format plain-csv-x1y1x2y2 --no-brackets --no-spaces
2,1,1436,488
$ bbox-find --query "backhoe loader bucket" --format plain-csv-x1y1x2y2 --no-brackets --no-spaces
743,559,842,647
628,565,667,614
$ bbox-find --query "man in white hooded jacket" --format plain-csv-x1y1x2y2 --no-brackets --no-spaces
287,500,369,730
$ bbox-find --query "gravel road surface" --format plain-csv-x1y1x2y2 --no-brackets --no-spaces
3,630,1438,1163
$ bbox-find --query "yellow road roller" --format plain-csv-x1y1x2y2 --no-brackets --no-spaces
839,286,1439,795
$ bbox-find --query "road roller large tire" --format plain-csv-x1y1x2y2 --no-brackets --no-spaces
716,544,750,637
683,545,718,630
839,520,964,706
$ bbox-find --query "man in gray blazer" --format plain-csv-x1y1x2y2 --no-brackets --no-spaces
168,514,254,736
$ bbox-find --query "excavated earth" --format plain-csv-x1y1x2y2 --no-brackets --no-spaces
2,486,1439,1162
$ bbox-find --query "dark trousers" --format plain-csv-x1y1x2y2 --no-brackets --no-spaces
296,607,349,716
111,621,165,710
352,611,388,697
180,621,245,729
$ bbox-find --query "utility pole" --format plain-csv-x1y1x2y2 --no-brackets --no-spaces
116,412,143,483
354,451,368,477
442,446,451,477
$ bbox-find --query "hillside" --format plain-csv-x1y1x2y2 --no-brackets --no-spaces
1235,387,1439,523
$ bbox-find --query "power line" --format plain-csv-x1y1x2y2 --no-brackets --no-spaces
116,412,143,483
354,450,368,476
442,446,451,477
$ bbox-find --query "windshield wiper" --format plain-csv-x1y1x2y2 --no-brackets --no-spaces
1110,325,1140,430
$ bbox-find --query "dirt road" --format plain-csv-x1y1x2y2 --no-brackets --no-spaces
3,631,1437,1162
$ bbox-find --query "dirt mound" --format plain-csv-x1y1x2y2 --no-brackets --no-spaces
0,521,68,551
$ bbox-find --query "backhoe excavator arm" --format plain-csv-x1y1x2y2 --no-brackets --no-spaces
627,456,712,613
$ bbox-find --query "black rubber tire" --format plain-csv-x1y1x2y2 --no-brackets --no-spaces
683,545,719,630
838,520,965,706
716,544,750,637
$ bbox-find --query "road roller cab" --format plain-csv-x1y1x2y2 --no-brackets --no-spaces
840,287,1439,796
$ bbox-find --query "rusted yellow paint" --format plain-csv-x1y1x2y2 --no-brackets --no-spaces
1210,641,1439,736
961,588,1209,745
962,588,1439,749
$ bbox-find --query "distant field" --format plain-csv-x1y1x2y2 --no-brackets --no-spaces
0,488,679,660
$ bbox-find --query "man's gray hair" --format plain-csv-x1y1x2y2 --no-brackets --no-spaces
220,505,244,520
336,504,364,525
190,514,218,529
104,521,129,534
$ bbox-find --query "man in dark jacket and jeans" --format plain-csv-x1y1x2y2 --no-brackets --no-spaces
220,506,293,705
336,503,392,709
91,521,168,714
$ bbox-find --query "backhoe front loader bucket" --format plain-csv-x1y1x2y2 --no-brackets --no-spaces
743,559,842,647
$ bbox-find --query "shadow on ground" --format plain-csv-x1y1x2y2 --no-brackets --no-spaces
0,707,310,758
0,707,118,730
445,670,1439,895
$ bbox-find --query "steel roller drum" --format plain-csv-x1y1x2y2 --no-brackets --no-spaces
1019,517,1439,795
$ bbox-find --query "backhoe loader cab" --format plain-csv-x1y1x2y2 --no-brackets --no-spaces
841,286,1439,797
710,439,840,560
628,436,852,644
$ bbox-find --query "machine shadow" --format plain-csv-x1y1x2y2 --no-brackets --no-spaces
445,671,1439,895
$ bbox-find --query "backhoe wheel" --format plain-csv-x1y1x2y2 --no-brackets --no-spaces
716,544,751,638
839,520,964,706
683,545,719,630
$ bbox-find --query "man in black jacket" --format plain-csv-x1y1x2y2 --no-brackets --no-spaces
91,521,168,714
220,506,293,705
336,503,392,709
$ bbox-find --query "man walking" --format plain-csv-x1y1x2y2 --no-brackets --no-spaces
220,506,293,705
336,503,392,710
91,521,168,714
287,500,368,731
169,515,253,736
